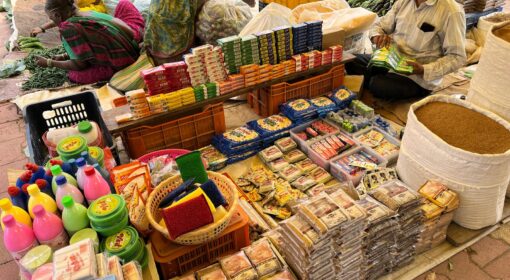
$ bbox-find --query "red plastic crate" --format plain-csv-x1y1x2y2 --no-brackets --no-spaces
122,103,226,158
250,64,345,117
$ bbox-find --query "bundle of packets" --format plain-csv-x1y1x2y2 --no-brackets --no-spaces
330,148,382,180
330,45,343,63
211,126,262,162
351,100,375,119
185,45,212,87
163,61,192,91
282,60,296,76
193,82,218,102
126,89,151,119
357,196,398,280
164,91,184,110
53,239,97,279
369,46,414,74
218,36,243,74
259,64,273,83
328,87,357,109
292,54,309,72
369,180,424,268
321,49,333,65
356,128,400,159
328,190,368,280
292,23,308,55
141,66,168,96
327,108,372,134
416,180,459,253
198,145,227,171
247,114,294,142
273,26,294,63
309,96,338,117
305,21,323,51
229,74,245,91
204,46,228,83
272,63,286,79
293,119,339,143
280,99,317,123
373,115,401,140
309,132,357,160
241,35,260,66
304,51,322,69
177,87,196,106
278,213,337,280
358,167,399,196
256,30,277,65
241,64,259,87
147,94,168,114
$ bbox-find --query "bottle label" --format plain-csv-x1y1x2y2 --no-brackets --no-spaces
90,195,119,216
40,230,69,251
105,228,131,252
11,239,39,262
59,136,85,153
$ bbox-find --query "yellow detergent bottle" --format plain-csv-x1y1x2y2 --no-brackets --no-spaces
0,198,32,230
27,184,58,219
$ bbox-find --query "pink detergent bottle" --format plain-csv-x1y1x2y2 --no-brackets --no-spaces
32,205,69,250
75,157,88,190
3,214,38,262
55,175,85,210
83,166,111,204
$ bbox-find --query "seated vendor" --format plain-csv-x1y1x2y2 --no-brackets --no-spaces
346,0,467,99
33,0,145,84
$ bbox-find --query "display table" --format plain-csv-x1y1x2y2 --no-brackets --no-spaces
102,53,356,135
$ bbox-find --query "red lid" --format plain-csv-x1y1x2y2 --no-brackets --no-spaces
7,186,19,196
84,166,96,176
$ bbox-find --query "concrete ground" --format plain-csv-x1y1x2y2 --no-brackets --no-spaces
1,7,510,280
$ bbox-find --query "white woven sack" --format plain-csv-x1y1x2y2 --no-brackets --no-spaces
467,22,510,122
396,95,510,229
477,12,510,46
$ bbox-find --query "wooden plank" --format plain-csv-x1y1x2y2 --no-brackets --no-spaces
103,53,356,135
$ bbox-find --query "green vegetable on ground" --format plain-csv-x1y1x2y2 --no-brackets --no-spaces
21,46,69,91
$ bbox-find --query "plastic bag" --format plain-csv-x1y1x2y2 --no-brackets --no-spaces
239,3,292,37
197,0,253,45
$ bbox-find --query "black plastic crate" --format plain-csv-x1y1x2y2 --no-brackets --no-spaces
23,91,117,165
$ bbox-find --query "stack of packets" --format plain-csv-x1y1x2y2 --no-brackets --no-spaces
218,74,245,95
304,51,322,70
185,45,212,87
256,30,277,65
357,196,398,280
212,126,262,164
305,21,323,51
373,115,401,140
126,89,151,120
351,100,375,119
193,82,218,102
178,87,196,106
218,36,243,74
327,108,372,134
163,62,192,92
282,60,296,76
309,96,338,117
356,128,400,161
292,23,308,55
198,145,228,171
309,132,357,160
258,64,273,83
330,45,343,63
328,87,357,110
416,181,459,253
369,180,424,268
330,149,382,183
273,26,294,63
247,115,295,146
241,35,260,65
292,53,309,72
141,62,191,96
241,64,260,87
358,167,399,196
272,63,286,79
321,48,333,65
369,46,414,74
280,99,317,123
159,178,228,240
204,46,228,83
53,239,97,279
293,120,339,144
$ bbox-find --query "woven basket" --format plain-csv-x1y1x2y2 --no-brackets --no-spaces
146,171,239,245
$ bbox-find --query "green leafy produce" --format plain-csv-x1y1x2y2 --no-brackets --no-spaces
348,0,395,16
22,47,69,91
17,36,45,52
0,60,25,78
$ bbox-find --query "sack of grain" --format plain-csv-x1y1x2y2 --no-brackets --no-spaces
477,12,510,47
397,95,510,230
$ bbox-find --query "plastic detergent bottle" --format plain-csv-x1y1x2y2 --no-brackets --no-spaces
35,179,54,199
88,146,105,167
32,205,69,250
55,175,85,211
77,121,100,145
2,215,38,262
0,198,32,229
83,166,111,204
81,151,99,166
62,196,90,236
46,126,79,146
92,163,115,193
67,158,78,176
7,185,28,212
51,165,78,195
27,184,58,218
75,157,89,190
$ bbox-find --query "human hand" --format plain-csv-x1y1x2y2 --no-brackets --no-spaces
52,54,68,61
35,56,49,68
30,27,44,37
371,35,392,49
405,61,424,75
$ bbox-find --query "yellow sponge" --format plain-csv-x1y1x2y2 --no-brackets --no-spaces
170,188,216,213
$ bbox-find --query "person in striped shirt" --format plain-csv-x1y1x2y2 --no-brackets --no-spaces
347,0,467,99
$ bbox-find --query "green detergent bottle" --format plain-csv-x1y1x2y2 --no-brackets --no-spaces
51,165,77,196
61,196,90,236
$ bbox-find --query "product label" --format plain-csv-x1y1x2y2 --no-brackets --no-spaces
105,229,131,252
40,230,69,251
59,136,84,153
89,147,100,159
11,240,38,262
90,196,119,216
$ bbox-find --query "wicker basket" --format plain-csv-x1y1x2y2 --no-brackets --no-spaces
146,171,239,245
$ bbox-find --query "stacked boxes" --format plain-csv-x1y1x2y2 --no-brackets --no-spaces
292,54,309,72
256,30,278,65
230,74,245,91
141,66,170,96
126,89,151,119
241,64,260,87
178,87,196,106
141,62,192,96
305,21,323,51
205,47,228,83
271,63,285,79
163,62,191,91
258,64,273,83
292,23,308,55
164,91,183,110
185,45,212,87
146,95,167,114
322,49,333,65
194,82,219,102
273,26,293,63
241,35,260,66
282,60,296,76
330,45,343,63
218,36,243,74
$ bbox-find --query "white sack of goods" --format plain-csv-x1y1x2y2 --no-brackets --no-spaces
396,95,510,230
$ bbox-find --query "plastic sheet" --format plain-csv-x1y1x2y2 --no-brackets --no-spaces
240,3,293,37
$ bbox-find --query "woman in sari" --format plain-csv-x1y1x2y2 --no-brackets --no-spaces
34,0,144,84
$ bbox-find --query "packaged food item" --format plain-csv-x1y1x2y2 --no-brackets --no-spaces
299,194,349,234
422,201,444,219
294,158,317,173
196,263,227,280
219,251,257,280
259,146,284,162
264,268,296,280
290,175,316,191
370,180,421,211
199,145,228,171
96,253,108,277
129,186,150,234
283,149,306,163
268,158,289,172
243,238,282,277
108,256,125,280
122,261,143,280
278,165,302,182
275,137,297,152
309,167,332,184
53,239,97,280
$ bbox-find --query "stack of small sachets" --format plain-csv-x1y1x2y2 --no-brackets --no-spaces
280,99,317,124
309,96,338,117
212,126,262,164
248,115,295,147
357,196,398,280
292,23,308,55
273,26,293,63
218,36,243,74
305,21,323,51
241,35,260,66
256,30,278,65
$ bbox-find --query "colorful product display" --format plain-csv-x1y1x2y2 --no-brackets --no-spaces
218,36,243,74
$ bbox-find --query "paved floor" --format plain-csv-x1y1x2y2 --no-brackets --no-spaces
2,7,510,280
